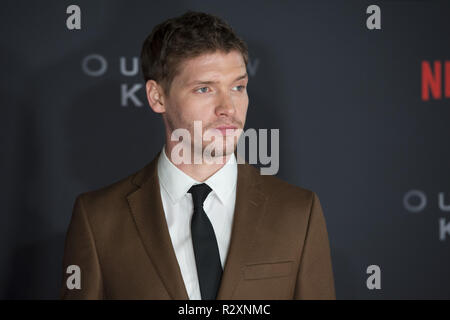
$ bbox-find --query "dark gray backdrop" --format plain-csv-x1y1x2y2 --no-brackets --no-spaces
1,0,449,299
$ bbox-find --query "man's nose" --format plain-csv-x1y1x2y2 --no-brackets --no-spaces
215,91,235,117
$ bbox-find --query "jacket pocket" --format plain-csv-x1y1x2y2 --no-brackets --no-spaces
243,260,294,280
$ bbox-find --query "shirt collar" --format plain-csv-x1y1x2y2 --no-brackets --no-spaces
157,144,237,205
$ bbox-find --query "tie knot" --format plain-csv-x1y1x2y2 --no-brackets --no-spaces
188,183,212,209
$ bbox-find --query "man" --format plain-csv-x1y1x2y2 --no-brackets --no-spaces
61,11,335,300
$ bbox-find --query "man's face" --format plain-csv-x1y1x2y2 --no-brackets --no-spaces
162,50,249,158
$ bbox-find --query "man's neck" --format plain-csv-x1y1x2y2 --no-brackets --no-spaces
164,144,233,182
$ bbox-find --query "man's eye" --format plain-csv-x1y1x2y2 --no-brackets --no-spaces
195,87,209,93
233,85,246,91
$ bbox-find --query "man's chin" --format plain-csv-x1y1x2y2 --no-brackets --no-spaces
203,144,236,156
200,141,237,163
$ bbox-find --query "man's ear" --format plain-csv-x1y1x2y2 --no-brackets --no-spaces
145,80,165,113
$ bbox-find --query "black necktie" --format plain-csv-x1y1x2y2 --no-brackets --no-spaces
188,183,223,300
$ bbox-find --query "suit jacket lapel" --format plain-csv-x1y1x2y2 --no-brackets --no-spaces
216,161,268,299
127,151,190,299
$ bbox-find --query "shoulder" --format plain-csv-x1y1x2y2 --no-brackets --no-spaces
246,164,317,208
74,155,158,217
73,173,136,225
238,163,319,220
262,173,314,198
243,165,326,245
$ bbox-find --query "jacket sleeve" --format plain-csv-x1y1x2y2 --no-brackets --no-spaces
293,192,336,299
60,194,104,299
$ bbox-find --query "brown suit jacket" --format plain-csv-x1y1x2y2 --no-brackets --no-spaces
60,151,335,299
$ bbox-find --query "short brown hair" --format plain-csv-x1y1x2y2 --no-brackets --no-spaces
140,11,249,95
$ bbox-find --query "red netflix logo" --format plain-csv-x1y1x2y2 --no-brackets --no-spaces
421,60,450,101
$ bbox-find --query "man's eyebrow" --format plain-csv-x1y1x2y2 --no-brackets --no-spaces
234,73,248,81
187,73,248,86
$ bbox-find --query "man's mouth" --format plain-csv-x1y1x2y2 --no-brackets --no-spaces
214,125,238,135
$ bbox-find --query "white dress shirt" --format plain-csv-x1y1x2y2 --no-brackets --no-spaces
157,145,237,300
